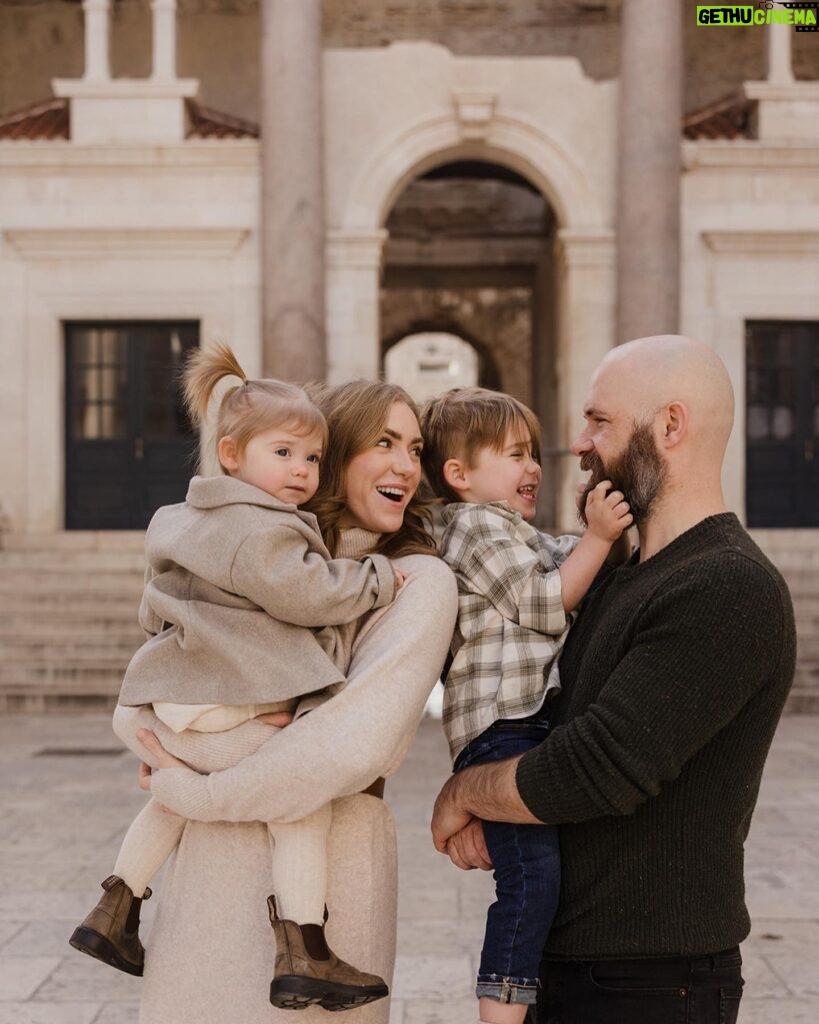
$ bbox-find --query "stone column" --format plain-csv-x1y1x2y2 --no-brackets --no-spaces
82,0,111,82
766,18,794,85
260,0,326,382
151,0,177,81
616,0,682,343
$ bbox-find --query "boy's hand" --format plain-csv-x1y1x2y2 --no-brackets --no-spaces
584,480,633,542
393,567,408,590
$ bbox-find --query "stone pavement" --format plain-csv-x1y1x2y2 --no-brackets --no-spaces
0,713,817,1024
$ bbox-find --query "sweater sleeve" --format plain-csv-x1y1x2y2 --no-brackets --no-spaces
230,524,396,626
516,553,789,823
150,555,458,823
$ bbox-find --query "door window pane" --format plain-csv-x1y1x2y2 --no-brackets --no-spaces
142,328,197,439
69,327,129,440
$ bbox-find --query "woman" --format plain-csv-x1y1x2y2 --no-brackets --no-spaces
112,380,458,1024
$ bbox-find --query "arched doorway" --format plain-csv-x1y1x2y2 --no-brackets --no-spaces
380,159,560,524
383,331,483,402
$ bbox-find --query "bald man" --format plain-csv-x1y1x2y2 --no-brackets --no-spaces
431,336,796,1024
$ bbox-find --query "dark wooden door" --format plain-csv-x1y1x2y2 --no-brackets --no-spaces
746,321,819,528
65,322,199,529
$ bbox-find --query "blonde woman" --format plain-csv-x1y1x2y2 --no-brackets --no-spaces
111,378,458,1024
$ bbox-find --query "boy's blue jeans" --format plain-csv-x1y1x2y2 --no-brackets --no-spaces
454,717,559,1006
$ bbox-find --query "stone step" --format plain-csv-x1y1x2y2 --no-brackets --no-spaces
0,596,142,615
0,572,144,592
1,531,145,552
0,639,140,659
787,667,819,713
0,617,143,635
0,552,146,571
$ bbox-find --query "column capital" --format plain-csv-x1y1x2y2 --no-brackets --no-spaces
326,230,388,271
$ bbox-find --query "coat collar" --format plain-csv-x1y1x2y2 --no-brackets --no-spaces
186,475,305,515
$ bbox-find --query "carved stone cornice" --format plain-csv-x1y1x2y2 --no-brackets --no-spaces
4,227,249,261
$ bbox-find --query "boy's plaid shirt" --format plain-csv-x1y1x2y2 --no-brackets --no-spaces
439,501,580,762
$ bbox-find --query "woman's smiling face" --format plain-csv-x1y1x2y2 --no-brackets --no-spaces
339,401,424,535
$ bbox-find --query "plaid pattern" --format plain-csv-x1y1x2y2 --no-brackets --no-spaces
440,502,580,761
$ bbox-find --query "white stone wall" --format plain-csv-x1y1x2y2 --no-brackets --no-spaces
681,138,819,519
323,43,618,528
0,143,259,532
2,39,819,537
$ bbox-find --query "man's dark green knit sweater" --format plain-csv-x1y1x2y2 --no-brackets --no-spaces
515,513,795,960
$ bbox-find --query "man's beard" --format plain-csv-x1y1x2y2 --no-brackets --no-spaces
578,422,667,528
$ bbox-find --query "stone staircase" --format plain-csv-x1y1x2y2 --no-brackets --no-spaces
0,534,145,711
0,530,817,713
751,531,819,713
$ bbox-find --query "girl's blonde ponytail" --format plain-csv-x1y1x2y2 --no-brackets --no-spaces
183,343,248,426
182,343,327,475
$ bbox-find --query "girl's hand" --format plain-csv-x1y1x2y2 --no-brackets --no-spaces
584,480,633,542
393,567,408,590
254,711,295,727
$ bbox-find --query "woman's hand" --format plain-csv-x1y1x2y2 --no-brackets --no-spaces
136,729,189,813
137,728,189,769
254,711,295,727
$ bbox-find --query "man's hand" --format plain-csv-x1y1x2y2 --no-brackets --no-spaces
431,756,540,856
431,772,474,853
446,819,492,871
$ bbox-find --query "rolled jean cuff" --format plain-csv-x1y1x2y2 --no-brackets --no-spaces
476,974,539,1005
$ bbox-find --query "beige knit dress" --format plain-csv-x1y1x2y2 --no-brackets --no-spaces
112,530,458,1024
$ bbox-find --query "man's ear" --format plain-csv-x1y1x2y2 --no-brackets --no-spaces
443,457,470,495
217,435,240,474
661,402,688,449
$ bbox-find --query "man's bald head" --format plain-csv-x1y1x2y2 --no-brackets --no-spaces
594,335,734,456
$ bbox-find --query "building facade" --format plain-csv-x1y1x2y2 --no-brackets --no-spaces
0,0,818,708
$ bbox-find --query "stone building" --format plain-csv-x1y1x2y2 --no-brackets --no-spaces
0,0,818,710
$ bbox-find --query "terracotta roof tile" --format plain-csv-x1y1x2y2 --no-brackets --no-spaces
0,98,69,140
0,96,259,142
185,100,258,139
683,92,754,141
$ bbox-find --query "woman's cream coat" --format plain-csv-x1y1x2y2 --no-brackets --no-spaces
113,542,457,1024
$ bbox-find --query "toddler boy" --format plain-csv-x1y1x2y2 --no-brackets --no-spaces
421,387,632,1024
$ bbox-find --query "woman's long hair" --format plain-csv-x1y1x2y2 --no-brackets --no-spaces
305,380,437,559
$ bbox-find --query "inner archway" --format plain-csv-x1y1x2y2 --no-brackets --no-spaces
383,331,481,403
380,159,560,524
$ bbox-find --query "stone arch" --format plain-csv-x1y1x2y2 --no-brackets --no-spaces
340,110,603,234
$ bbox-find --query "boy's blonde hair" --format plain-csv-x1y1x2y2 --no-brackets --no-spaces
183,343,328,474
420,387,542,503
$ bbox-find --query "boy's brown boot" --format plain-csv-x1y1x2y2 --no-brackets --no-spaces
69,875,151,977
267,895,389,1012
